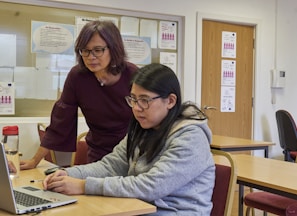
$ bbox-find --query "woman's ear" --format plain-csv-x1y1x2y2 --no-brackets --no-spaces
167,93,177,109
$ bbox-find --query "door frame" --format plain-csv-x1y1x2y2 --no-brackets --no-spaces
196,12,262,138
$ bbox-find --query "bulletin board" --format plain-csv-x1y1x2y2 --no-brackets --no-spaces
0,1,184,117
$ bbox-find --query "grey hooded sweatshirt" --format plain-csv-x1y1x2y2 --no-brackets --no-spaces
66,106,215,215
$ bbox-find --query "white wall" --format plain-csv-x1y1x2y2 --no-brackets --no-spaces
3,0,297,160
271,0,297,159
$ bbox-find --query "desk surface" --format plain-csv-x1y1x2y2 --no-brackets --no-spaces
211,135,274,148
214,154,297,196
233,154,297,196
1,161,156,216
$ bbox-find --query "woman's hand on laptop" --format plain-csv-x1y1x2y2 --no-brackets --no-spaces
43,170,86,195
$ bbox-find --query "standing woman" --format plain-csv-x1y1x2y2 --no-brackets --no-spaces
21,20,138,169
44,63,215,215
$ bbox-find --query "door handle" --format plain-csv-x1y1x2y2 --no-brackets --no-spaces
203,105,217,110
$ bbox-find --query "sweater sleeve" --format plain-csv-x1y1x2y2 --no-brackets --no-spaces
41,67,78,152
65,136,129,178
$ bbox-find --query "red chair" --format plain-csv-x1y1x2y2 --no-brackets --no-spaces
71,132,88,166
37,123,56,164
287,203,297,215
37,123,81,167
211,149,237,216
244,191,297,216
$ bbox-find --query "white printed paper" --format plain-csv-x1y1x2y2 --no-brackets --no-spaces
158,21,177,50
75,16,98,39
120,16,139,36
222,31,236,58
221,60,236,86
31,21,75,55
160,52,177,73
0,34,16,67
220,86,235,112
140,19,158,48
122,36,151,65
0,82,15,115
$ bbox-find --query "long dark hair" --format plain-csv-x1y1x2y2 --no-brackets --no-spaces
127,63,182,163
75,20,127,75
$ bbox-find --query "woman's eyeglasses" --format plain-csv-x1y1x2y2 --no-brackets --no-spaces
79,46,108,57
125,95,162,109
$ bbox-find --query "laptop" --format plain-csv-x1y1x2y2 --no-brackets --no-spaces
0,143,77,214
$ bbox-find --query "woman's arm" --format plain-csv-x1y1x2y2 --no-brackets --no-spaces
65,136,130,179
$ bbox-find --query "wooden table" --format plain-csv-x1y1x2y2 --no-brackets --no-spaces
214,154,297,216
211,135,274,158
2,160,156,216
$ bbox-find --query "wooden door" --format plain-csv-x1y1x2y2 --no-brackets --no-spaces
201,20,254,139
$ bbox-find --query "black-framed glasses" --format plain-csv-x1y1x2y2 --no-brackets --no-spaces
125,95,162,109
79,46,108,57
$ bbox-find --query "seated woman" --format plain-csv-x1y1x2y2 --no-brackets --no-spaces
43,63,215,215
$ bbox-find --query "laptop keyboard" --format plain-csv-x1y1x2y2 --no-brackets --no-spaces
14,190,52,207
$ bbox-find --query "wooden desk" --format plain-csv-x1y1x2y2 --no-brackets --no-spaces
214,154,297,216
2,161,156,216
211,135,274,158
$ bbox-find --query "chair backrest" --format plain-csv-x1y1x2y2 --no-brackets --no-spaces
37,123,57,164
276,110,297,152
211,149,237,216
71,132,88,166
37,123,73,167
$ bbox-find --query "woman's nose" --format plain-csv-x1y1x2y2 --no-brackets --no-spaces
132,102,144,111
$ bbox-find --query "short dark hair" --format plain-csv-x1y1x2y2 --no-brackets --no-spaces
75,20,127,75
